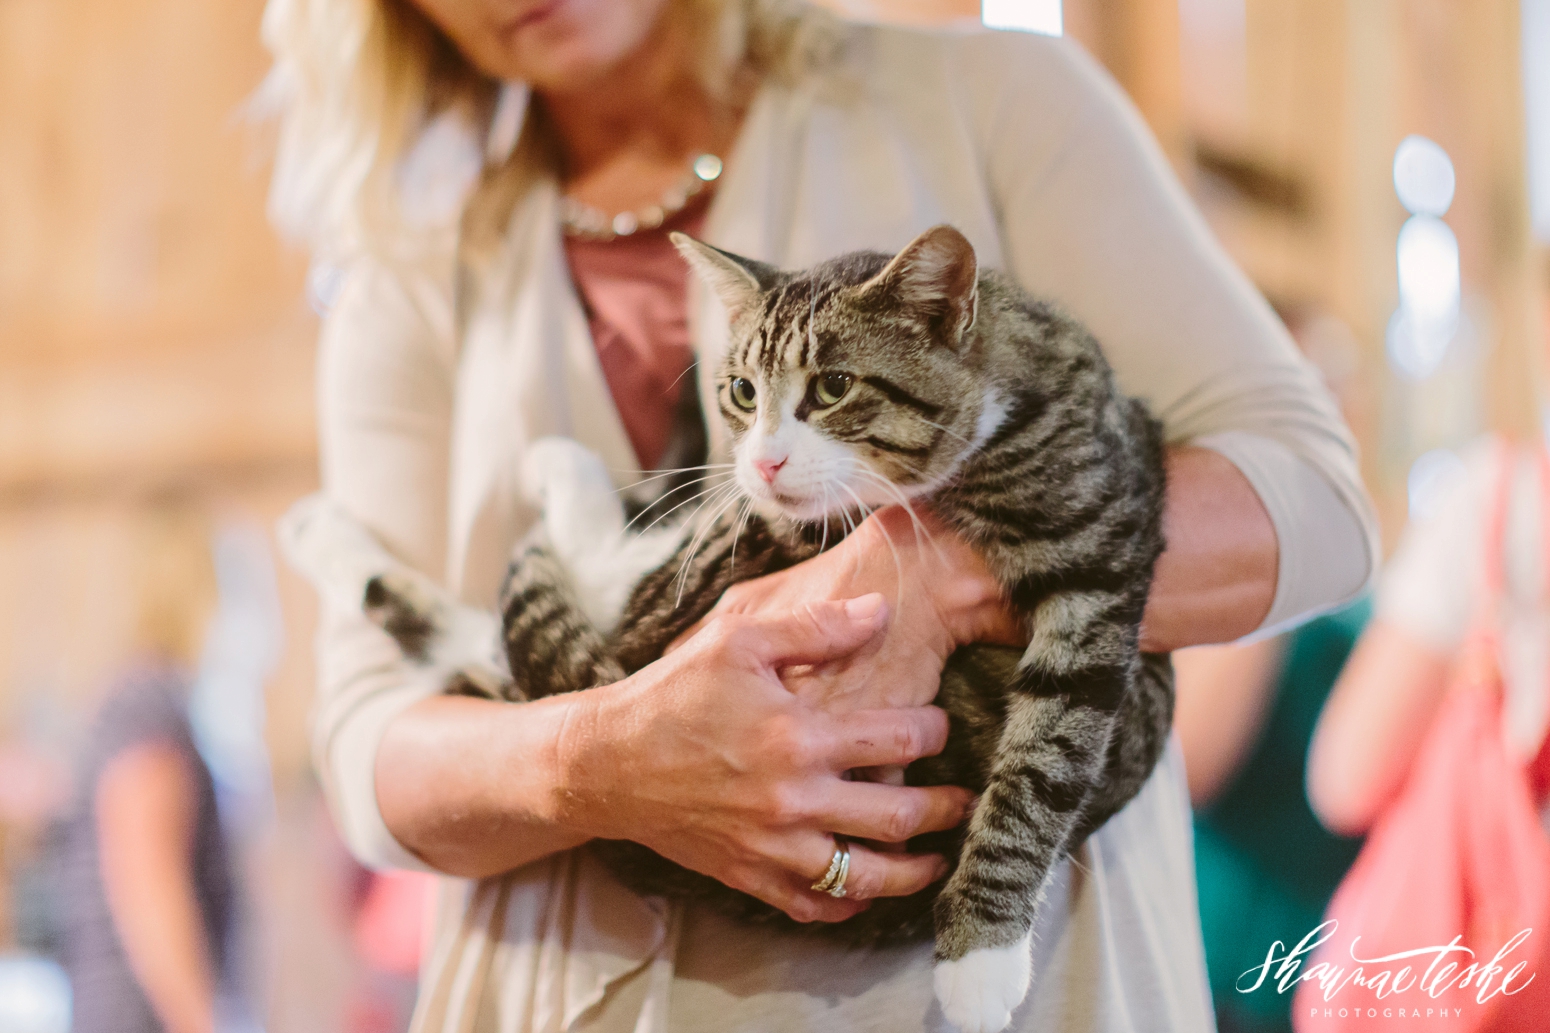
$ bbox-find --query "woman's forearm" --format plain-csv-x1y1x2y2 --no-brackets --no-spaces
1141,446,1279,652
375,693,593,878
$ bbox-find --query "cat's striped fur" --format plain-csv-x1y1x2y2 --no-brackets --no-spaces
348,226,1174,1032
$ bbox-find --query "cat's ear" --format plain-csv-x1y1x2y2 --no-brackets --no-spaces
858,225,979,349
670,233,779,323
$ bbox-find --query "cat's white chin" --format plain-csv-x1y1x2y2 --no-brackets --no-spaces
740,484,834,524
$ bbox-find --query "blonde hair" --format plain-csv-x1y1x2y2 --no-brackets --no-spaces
259,0,834,259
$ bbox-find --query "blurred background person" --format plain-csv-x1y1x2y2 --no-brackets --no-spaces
1307,431,1550,839
50,494,240,1033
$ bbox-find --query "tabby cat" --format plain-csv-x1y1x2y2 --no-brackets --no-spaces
280,225,1174,1033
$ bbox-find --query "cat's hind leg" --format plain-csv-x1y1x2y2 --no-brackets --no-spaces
276,494,510,697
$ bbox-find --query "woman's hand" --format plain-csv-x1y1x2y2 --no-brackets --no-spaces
555,595,974,923
684,507,1024,713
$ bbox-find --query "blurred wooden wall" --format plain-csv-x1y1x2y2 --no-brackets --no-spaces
1167,0,1546,541
0,0,321,787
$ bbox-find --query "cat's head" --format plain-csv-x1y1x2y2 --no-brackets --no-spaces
673,225,994,524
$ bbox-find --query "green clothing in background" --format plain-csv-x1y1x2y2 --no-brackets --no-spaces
1195,598,1371,1033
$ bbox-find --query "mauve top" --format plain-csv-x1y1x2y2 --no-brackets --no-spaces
562,202,707,471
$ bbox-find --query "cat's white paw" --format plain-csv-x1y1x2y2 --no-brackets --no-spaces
521,438,627,560
933,930,1032,1033
276,494,394,611
521,438,616,513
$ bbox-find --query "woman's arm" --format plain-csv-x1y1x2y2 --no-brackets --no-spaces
96,743,216,1033
1305,620,1451,835
310,259,458,871
1143,447,1277,651
376,597,973,921
958,32,1377,636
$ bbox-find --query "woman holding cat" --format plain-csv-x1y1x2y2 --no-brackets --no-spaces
264,1,1377,1030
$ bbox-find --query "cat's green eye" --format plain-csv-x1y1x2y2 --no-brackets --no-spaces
814,372,853,407
729,377,758,412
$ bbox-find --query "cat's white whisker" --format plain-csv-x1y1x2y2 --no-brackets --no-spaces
727,496,753,578
661,358,700,396
918,417,973,448
609,461,736,481
854,466,949,564
614,465,736,510
628,475,737,535
673,486,747,608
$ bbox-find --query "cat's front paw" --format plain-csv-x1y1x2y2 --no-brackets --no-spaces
520,437,614,511
932,929,1032,1033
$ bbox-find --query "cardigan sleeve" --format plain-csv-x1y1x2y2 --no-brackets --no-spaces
308,257,458,872
953,31,1379,632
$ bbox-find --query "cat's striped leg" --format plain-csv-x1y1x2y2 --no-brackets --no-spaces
1072,651,1174,843
931,589,1136,1033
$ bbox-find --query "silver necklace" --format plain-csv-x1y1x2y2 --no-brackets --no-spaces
559,153,723,241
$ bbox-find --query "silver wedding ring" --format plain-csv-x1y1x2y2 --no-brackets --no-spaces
810,840,851,898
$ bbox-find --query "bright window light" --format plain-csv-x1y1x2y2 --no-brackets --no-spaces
0,956,71,1033
1393,136,1456,217
1386,307,1455,380
1396,215,1461,322
983,0,1063,36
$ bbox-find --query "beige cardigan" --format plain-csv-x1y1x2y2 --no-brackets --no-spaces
308,22,1377,1033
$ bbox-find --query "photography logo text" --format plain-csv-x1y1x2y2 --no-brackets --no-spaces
1237,921,1536,1021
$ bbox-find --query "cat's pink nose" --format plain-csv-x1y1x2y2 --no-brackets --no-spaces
754,457,787,484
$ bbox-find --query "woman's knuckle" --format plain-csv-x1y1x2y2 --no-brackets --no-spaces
764,784,807,825
701,614,739,650
784,723,824,768
883,798,921,841
765,714,815,767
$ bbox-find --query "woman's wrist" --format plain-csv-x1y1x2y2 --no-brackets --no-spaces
376,693,594,878
543,677,636,842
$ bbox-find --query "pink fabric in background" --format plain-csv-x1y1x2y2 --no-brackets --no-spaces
1293,446,1550,1033
563,200,708,471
